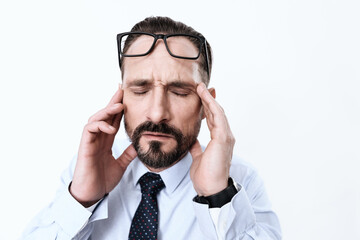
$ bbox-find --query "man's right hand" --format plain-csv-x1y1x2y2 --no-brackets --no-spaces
70,85,137,207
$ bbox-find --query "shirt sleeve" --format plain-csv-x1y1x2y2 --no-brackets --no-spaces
20,157,109,240
192,167,282,240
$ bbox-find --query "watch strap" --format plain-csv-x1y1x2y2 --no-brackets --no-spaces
193,177,240,208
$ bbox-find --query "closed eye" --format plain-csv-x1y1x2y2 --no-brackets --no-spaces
130,86,150,95
168,85,192,97
133,90,148,95
171,91,189,97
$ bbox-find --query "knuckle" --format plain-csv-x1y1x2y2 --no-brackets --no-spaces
122,151,131,160
88,108,107,123
105,106,112,114
98,121,107,127
83,122,92,131
88,116,94,123
226,134,235,145
231,136,236,145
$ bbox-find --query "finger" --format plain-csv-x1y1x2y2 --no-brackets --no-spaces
111,112,123,134
197,88,215,128
116,144,137,169
189,140,203,161
197,83,224,117
88,103,124,123
106,84,124,107
197,83,229,131
201,100,213,120
85,121,117,135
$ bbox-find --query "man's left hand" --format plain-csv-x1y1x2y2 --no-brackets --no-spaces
190,82,235,197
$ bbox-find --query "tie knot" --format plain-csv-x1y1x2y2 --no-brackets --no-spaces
138,172,165,195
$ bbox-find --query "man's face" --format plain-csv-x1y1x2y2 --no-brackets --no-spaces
122,36,203,170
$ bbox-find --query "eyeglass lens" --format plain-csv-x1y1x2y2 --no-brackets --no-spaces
120,33,201,59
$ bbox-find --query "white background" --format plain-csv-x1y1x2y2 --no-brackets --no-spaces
0,0,359,239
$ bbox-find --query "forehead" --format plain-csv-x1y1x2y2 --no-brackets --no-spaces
123,35,202,86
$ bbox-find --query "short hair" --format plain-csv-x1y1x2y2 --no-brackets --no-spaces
120,16,213,85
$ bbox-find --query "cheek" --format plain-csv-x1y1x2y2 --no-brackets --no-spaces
122,94,130,120
123,91,145,114
175,95,202,114
122,93,144,130
171,97,202,130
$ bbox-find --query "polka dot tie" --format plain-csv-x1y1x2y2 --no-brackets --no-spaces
129,172,165,240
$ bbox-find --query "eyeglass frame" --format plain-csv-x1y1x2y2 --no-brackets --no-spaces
116,31,210,79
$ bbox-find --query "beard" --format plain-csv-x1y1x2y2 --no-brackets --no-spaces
124,119,201,169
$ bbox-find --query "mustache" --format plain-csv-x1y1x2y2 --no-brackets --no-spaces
132,121,183,142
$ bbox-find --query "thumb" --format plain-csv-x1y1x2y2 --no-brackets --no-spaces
189,140,203,161
116,144,137,169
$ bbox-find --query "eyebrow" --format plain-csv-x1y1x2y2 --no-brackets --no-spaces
167,81,196,90
127,79,196,90
126,79,152,87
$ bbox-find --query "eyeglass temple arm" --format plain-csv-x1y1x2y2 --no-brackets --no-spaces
117,37,122,70
204,40,210,79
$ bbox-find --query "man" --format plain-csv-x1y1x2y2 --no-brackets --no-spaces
22,16,281,239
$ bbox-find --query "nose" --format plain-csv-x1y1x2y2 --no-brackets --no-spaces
146,89,170,124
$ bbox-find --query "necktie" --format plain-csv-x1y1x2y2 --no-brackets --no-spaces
129,172,165,240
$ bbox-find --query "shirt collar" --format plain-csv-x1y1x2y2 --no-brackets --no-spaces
131,152,192,196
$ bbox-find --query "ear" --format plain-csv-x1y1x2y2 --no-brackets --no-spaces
200,87,216,120
208,87,216,99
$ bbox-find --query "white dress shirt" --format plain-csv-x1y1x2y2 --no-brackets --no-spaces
21,139,281,239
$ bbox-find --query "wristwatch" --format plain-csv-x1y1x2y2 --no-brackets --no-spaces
193,177,240,208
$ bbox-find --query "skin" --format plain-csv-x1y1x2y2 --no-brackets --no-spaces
70,36,235,207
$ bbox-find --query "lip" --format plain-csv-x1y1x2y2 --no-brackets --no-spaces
142,131,174,140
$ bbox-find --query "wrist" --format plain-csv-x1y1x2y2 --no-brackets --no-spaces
193,177,240,208
69,182,103,208
196,179,228,197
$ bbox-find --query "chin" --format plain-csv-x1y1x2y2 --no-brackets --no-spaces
136,139,184,170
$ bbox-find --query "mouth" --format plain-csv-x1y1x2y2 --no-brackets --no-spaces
141,131,174,141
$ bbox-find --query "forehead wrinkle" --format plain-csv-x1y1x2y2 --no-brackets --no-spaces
124,63,201,87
